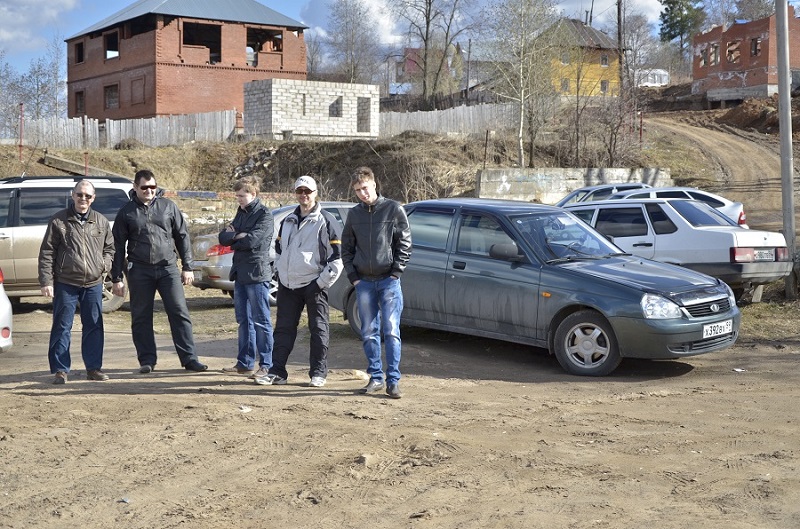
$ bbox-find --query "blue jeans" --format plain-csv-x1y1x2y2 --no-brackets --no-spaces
355,276,403,385
48,282,104,373
233,281,273,370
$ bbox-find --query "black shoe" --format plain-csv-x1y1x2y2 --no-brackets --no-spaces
184,360,208,372
386,383,402,399
359,379,385,394
139,364,154,374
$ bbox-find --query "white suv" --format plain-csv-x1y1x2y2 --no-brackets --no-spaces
0,175,133,312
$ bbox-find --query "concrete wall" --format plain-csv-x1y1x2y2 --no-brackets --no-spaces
477,168,673,204
244,79,380,140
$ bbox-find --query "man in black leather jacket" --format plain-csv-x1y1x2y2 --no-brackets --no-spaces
111,169,208,373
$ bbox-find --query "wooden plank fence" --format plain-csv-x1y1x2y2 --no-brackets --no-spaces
21,104,518,148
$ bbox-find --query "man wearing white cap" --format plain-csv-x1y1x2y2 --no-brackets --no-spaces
255,176,343,387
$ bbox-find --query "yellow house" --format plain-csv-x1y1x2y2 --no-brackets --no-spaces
548,19,620,97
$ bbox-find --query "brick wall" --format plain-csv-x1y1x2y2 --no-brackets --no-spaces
244,79,380,140
67,15,307,120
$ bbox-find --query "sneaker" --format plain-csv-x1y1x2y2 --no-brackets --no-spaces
309,376,326,387
86,370,110,381
248,366,270,379
386,383,402,399
254,374,287,386
359,379,384,394
53,372,68,384
139,365,154,374
223,365,253,375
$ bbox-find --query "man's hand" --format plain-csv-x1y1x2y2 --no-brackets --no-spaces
181,271,194,285
112,281,125,297
40,286,54,298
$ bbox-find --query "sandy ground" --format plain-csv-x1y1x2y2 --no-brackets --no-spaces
1,290,798,529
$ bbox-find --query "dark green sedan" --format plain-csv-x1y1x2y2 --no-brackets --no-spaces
329,198,740,376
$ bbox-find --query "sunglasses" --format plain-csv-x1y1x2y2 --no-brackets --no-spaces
74,193,94,199
139,185,157,190
295,188,315,195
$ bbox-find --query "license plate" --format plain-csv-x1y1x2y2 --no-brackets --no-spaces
703,319,732,338
754,249,775,261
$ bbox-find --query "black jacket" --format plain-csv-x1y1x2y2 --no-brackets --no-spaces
218,197,274,284
111,189,192,282
341,195,411,283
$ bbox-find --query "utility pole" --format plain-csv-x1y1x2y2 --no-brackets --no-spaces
776,0,797,298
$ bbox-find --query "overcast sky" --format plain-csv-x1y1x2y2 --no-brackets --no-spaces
0,0,664,72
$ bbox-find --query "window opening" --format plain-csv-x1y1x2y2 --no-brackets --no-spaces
104,32,119,60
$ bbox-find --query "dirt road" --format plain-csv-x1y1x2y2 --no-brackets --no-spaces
1,292,798,529
646,115,789,232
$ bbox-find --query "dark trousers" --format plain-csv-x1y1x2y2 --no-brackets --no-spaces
127,262,197,367
269,282,330,380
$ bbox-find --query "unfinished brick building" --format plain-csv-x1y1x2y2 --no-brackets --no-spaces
692,6,800,107
66,0,307,121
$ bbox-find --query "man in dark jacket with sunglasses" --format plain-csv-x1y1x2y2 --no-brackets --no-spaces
111,169,208,374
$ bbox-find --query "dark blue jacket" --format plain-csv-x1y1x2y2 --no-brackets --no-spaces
218,198,274,284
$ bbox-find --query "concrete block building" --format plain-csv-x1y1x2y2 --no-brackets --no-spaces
66,0,307,121
692,6,800,106
244,79,380,140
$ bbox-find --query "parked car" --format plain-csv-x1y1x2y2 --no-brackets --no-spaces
608,186,748,227
0,267,12,353
328,198,740,376
192,201,355,303
554,183,652,207
564,198,791,298
0,175,133,313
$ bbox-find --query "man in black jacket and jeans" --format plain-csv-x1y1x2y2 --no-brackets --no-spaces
341,167,411,398
111,169,207,373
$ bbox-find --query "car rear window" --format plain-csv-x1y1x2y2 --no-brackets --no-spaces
408,209,452,250
670,200,734,226
595,207,648,237
93,188,130,220
19,189,70,226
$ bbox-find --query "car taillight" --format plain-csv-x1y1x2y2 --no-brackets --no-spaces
776,247,791,261
206,245,233,257
738,210,747,225
731,248,754,263
0,267,4,283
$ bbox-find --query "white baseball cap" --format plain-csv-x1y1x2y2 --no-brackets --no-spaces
294,175,317,192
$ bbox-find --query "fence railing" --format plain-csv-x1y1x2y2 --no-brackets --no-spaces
22,110,237,149
379,103,519,138
19,104,518,148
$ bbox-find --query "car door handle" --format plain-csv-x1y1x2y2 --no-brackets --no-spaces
633,243,653,247
452,261,466,270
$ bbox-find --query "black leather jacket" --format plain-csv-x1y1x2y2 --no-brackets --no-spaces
111,189,192,282
341,195,411,283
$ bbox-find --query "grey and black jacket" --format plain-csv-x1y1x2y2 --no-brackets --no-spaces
218,197,274,284
111,188,192,282
341,195,411,283
274,203,343,290
39,203,114,288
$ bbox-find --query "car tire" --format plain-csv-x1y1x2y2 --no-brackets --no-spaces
101,275,126,313
553,310,622,376
345,292,362,338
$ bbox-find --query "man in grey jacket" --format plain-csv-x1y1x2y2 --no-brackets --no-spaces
255,176,343,387
39,180,115,384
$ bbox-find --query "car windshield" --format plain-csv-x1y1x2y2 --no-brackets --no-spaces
509,211,622,262
670,200,737,227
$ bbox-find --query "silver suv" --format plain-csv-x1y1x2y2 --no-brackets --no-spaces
0,175,133,312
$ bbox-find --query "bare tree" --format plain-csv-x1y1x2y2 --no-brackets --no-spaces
393,0,472,108
326,0,383,83
0,49,23,138
478,0,558,166
305,31,326,80
704,0,738,28
734,0,774,20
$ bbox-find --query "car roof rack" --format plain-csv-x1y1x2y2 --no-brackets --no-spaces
0,175,132,184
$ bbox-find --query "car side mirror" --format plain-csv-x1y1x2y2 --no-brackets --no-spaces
489,243,525,262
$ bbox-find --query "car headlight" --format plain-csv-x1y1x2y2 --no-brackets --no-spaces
641,293,682,319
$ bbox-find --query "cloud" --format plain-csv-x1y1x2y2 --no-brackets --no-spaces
0,0,78,56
